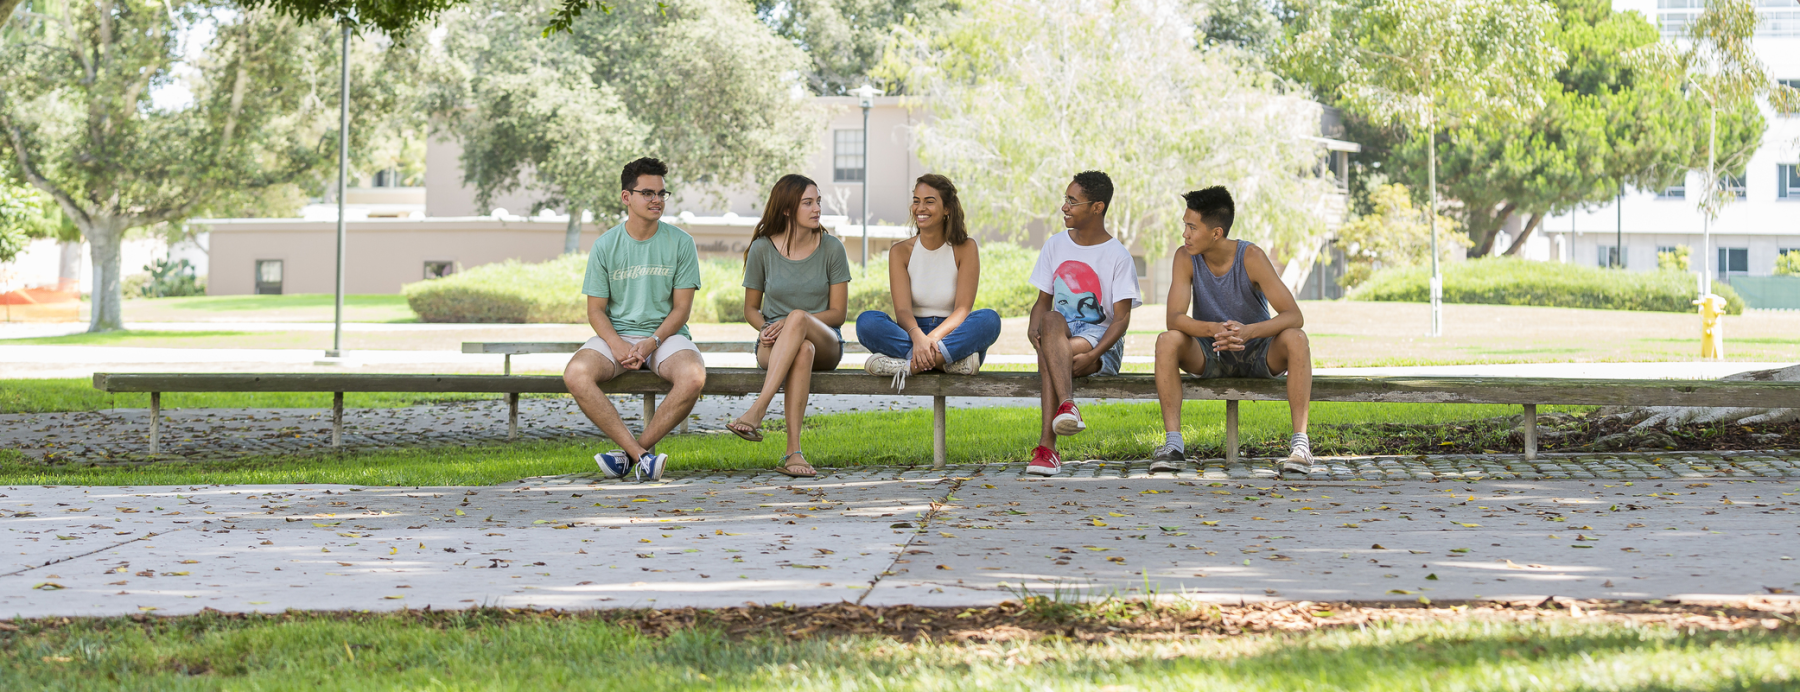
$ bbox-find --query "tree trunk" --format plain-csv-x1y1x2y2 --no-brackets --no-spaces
563,208,583,255
0,0,24,28
1502,213,1544,257
85,221,124,332
1468,202,1516,257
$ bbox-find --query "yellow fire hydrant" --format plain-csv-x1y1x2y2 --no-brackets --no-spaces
1694,293,1726,360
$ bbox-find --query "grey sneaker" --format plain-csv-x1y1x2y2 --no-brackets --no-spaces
864,354,911,391
1281,451,1312,477
1148,443,1185,473
941,351,981,375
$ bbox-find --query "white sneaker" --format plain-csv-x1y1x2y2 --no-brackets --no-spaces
1281,451,1312,477
941,352,981,375
864,354,911,391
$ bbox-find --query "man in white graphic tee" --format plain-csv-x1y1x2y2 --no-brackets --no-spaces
1024,170,1141,477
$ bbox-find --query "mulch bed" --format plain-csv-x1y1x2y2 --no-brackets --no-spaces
8,599,1795,641
1240,412,1800,458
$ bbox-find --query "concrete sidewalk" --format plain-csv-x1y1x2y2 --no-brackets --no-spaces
2,468,1795,617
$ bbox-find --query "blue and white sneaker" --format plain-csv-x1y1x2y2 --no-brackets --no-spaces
595,450,632,479
635,452,668,482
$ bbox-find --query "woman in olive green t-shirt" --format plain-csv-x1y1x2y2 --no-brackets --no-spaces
726,174,852,478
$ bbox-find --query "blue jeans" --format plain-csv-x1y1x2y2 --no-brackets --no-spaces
855,309,1001,365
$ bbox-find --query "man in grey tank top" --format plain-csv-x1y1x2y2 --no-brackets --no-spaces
1150,187,1316,477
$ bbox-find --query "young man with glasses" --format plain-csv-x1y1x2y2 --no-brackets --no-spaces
563,157,706,481
1024,170,1141,477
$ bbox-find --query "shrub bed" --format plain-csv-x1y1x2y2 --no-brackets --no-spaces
403,241,1045,323
1350,258,1745,315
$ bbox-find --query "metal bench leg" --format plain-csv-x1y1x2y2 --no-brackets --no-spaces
1224,399,1239,465
1522,403,1537,461
332,392,344,449
149,392,160,456
508,393,520,440
933,395,946,470
642,393,657,454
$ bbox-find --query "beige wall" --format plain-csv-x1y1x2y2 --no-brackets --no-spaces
204,217,901,295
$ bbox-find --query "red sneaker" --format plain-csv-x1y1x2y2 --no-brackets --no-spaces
1052,400,1086,436
1025,445,1062,476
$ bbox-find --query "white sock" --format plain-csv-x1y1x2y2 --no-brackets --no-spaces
1290,432,1311,459
1164,432,1184,452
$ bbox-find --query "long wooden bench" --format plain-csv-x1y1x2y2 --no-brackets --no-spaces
91,370,1800,468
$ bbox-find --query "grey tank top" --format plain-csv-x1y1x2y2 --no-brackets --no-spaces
1190,240,1271,325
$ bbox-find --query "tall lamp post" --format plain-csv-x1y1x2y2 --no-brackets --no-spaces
848,84,883,268
325,21,351,361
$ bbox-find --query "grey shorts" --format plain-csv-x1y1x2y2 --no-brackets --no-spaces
578,334,702,375
1067,320,1124,377
1196,335,1276,379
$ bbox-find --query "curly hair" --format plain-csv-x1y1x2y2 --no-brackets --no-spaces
913,173,969,246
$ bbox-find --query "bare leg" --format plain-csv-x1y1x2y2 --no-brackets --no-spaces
1264,328,1313,434
1155,330,1209,433
783,340,815,456
640,350,706,450
562,350,644,461
1032,313,1094,449
740,310,842,427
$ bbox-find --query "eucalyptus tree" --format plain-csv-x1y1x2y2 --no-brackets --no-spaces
0,0,422,331
1283,0,1562,335
885,0,1334,269
432,0,819,253
752,0,952,95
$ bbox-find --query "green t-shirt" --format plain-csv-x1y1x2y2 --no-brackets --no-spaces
582,220,702,338
742,233,852,322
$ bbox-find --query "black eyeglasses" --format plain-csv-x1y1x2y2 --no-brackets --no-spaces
631,189,672,200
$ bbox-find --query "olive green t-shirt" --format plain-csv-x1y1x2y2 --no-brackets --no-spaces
742,234,852,323
581,220,702,338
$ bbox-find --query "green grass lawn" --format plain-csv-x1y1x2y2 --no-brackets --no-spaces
0,378,503,414
0,399,1583,486
1,607,1793,690
118,294,416,323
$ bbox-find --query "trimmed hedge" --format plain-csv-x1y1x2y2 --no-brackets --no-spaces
403,255,587,323
1350,257,1745,315
402,241,1045,324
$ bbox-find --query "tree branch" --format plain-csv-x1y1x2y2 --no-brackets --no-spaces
0,92,93,230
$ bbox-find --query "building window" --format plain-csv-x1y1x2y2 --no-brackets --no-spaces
255,260,283,295
423,261,455,280
833,130,865,183
1718,171,1747,199
372,169,400,188
1657,184,1685,199
1780,164,1799,199
1132,255,1148,279
1717,247,1748,278
1598,245,1625,269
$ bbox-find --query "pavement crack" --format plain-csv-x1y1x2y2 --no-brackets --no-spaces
0,530,177,578
856,475,965,605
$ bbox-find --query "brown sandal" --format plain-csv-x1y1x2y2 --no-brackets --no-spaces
775,451,816,478
726,418,763,442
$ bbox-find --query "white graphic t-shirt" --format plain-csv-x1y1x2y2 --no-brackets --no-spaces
1028,230,1141,330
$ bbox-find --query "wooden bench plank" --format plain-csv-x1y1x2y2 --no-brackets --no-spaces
460,341,870,355
91,371,1800,408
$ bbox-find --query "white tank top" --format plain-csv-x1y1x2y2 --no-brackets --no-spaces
906,237,959,318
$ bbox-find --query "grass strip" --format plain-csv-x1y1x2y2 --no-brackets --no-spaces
0,379,506,414
1,601,1795,690
0,400,1589,487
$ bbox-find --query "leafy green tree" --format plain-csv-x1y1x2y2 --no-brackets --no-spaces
1341,0,1766,258
884,0,1334,265
0,179,60,263
0,0,423,331
433,0,819,253
753,0,952,95
1283,0,1562,334
1335,183,1467,288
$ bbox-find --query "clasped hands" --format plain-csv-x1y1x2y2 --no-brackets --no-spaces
615,337,658,370
1211,320,1249,353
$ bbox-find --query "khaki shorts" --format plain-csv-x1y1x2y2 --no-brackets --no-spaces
578,334,703,375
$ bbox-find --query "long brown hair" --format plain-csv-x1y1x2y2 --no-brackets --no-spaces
748,174,819,259
914,173,969,246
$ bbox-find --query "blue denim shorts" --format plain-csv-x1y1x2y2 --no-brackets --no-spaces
1067,320,1124,377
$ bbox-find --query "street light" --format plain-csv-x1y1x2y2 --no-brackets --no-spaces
1686,78,1718,298
325,21,351,361
848,84,884,268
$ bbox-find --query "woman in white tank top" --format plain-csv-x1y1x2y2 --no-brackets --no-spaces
855,174,1001,389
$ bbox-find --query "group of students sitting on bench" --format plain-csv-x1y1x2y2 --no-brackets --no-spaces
563,158,1315,482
